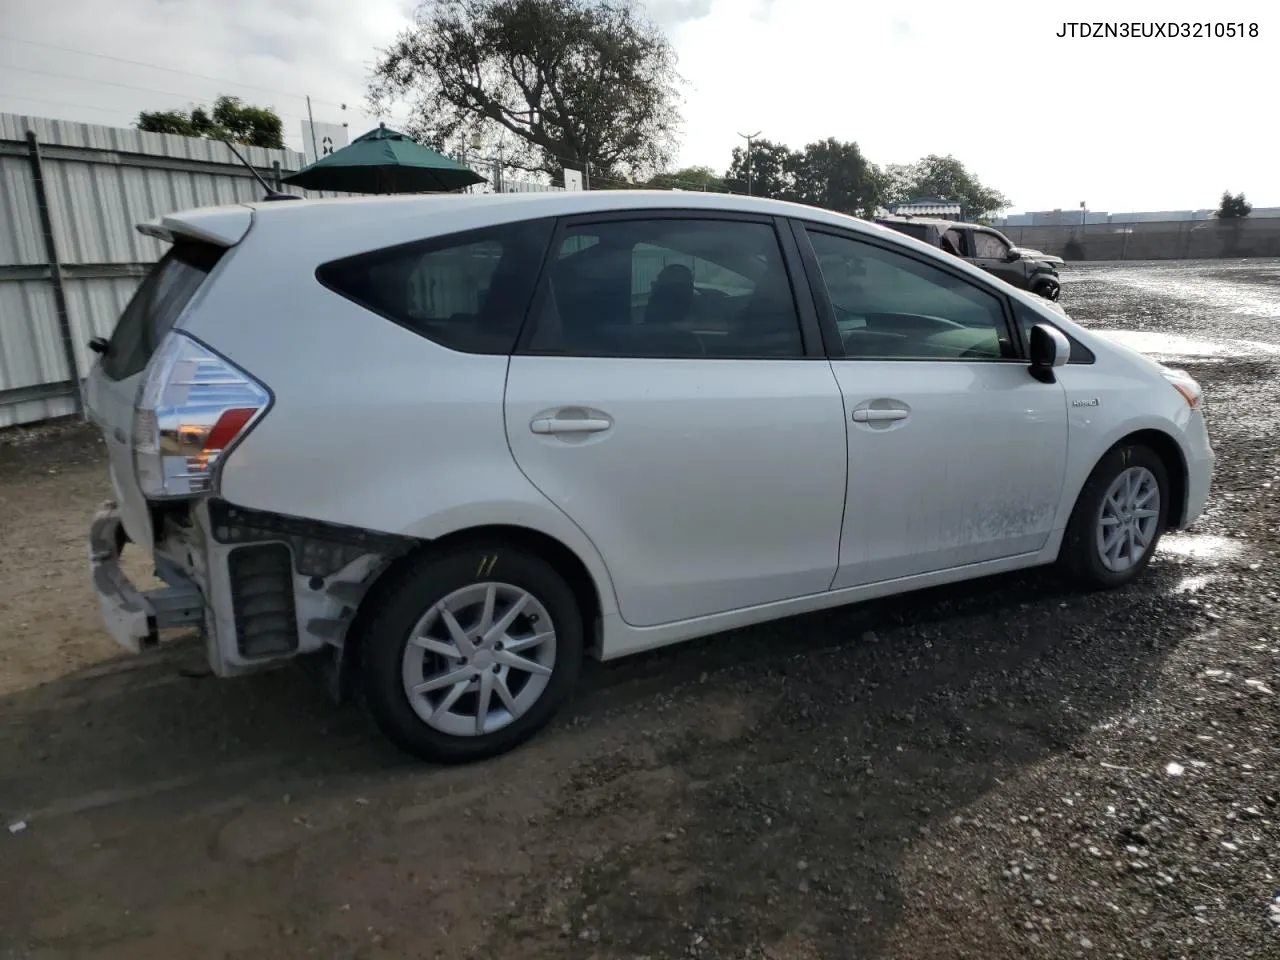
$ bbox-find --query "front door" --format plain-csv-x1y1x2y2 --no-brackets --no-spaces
970,228,1027,288
796,224,1070,588
504,213,848,628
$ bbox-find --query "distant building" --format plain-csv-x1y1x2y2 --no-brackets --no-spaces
893,196,962,219
995,206,1280,226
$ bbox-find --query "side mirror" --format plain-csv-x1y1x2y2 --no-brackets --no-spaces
1004,249,1023,262
1028,323,1070,383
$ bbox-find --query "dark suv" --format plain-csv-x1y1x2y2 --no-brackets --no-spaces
875,216,1062,301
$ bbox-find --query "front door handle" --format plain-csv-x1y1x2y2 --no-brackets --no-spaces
852,408,908,423
531,417,612,435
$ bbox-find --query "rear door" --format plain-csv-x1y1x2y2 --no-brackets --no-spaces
84,240,226,547
503,212,848,628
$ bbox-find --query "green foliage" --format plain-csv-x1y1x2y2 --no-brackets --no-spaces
723,138,798,201
136,96,285,149
877,154,1011,218
645,165,725,191
720,137,881,217
369,0,681,181
1217,190,1252,219
789,138,881,217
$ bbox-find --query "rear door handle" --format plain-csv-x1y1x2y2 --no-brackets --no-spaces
531,417,612,435
852,409,908,423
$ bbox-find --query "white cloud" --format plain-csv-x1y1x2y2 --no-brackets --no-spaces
0,0,415,148
1,0,1276,211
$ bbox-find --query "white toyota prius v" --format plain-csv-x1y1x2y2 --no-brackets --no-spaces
83,190,1214,763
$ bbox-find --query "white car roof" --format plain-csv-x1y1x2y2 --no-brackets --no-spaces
146,189,1058,319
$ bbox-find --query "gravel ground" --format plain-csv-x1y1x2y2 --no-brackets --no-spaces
1,259,1279,959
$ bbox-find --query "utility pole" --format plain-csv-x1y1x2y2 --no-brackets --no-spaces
306,95,318,162
737,130,761,196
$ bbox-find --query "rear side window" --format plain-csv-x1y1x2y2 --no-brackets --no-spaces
316,219,554,355
941,228,970,257
102,241,224,380
882,221,929,242
522,217,806,359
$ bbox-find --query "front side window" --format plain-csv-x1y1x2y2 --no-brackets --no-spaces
524,218,805,358
1013,301,1095,364
973,231,1011,260
806,229,1013,361
317,219,553,354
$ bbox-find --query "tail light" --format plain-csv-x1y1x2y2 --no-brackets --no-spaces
133,332,271,498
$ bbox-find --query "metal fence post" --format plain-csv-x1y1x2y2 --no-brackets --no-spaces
25,130,83,416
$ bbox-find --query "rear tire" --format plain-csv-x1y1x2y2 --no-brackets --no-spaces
1059,444,1169,589
360,543,583,764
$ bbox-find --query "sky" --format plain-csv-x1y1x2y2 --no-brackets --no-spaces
1,0,1276,214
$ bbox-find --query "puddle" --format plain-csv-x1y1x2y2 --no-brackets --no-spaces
1100,268,1280,321
1092,330,1280,360
1158,533,1244,561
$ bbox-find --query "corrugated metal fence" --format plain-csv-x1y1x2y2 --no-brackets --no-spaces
0,113,573,429
0,112,355,428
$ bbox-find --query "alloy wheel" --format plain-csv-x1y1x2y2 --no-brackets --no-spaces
1095,466,1161,573
401,582,557,737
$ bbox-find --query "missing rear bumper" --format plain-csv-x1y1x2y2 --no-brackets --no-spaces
89,501,206,653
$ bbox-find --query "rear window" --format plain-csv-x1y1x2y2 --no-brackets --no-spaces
102,241,224,381
316,218,554,355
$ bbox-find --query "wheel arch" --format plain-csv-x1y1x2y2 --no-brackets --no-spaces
338,524,606,699
1110,428,1189,529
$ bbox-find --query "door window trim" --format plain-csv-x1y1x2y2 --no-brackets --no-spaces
788,219,1025,363
513,209,827,360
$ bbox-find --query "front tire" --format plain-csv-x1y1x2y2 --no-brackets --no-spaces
1060,444,1169,589
1033,278,1061,301
360,543,583,764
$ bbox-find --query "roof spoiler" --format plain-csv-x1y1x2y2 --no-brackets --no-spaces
221,138,301,202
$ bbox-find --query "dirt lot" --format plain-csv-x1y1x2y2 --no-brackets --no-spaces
2,259,1279,960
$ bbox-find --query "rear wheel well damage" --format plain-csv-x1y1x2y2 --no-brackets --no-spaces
335,524,604,702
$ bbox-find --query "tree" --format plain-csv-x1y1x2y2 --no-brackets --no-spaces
878,154,1010,218
1217,190,1252,219
645,165,724,191
790,138,881,217
369,0,682,182
136,95,285,149
723,138,799,200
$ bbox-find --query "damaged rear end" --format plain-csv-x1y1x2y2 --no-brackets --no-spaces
84,205,408,683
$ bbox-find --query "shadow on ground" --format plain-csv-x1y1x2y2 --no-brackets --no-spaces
0,551,1206,958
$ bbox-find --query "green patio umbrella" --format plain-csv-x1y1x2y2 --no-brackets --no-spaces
283,123,487,194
